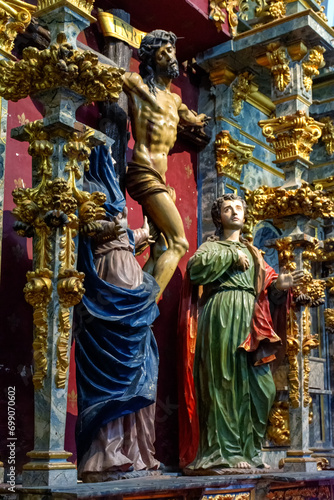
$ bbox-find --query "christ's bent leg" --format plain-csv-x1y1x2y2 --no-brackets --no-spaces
141,191,189,300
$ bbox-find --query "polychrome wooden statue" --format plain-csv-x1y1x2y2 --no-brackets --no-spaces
182,194,303,473
123,30,209,300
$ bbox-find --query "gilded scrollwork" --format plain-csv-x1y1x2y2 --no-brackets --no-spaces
232,71,255,116
267,486,331,499
320,117,334,155
203,494,250,500
12,122,108,389
0,32,124,103
226,0,239,37
324,309,334,334
215,130,255,181
302,46,326,92
0,0,36,56
56,268,85,388
259,111,324,162
286,307,300,408
302,307,319,407
24,268,53,389
267,400,290,446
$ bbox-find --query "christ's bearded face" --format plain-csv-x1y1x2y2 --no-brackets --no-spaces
154,42,179,79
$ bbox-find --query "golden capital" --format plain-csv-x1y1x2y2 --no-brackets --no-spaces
215,130,255,181
0,0,36,58
258,110,324,163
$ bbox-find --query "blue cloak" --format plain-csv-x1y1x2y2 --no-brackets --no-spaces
75,146,160,464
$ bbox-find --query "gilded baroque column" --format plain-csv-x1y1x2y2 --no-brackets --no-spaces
245,182,334,471
0,0,123,487
0,0,35,278
257,41,325,189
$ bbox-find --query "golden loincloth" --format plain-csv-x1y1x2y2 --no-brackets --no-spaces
126,161,176,206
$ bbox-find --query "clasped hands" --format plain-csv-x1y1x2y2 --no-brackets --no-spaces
114,207,154,245
236,249,304,290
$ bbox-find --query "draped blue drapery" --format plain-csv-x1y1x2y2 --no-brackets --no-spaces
75,146,160,463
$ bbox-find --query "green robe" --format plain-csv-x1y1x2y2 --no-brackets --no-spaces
188,239,276,468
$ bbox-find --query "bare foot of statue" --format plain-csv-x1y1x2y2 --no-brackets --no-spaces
235,461,252,469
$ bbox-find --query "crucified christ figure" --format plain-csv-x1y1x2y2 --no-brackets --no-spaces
122,29,209,300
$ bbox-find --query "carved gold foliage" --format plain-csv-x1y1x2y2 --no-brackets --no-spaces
209,0,227,30
215,130,254,181
293,272,326,307
204,494,250,500
302,307,319,407
326,276,334,294
12,122,106,390
56,268,85,388
266,0,286,20
63,129,106,235
320,117,334,156
0,32,124,103
275,237,296,272
37,0,94,16
303,237,334,263
261,42,291,92
324,309,334,334
255,0,287,20
245,183,334,223
267,400,290,446
259,111,324,162
286,307,300,408
232,71,255,116
24,268,53,389
0,0,35,56
267,486,331,499
302,46,326,92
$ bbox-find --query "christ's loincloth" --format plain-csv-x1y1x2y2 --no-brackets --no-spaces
126,162,176,206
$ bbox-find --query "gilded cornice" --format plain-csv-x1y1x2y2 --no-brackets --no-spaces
36,0,95,20
234,9,334,41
